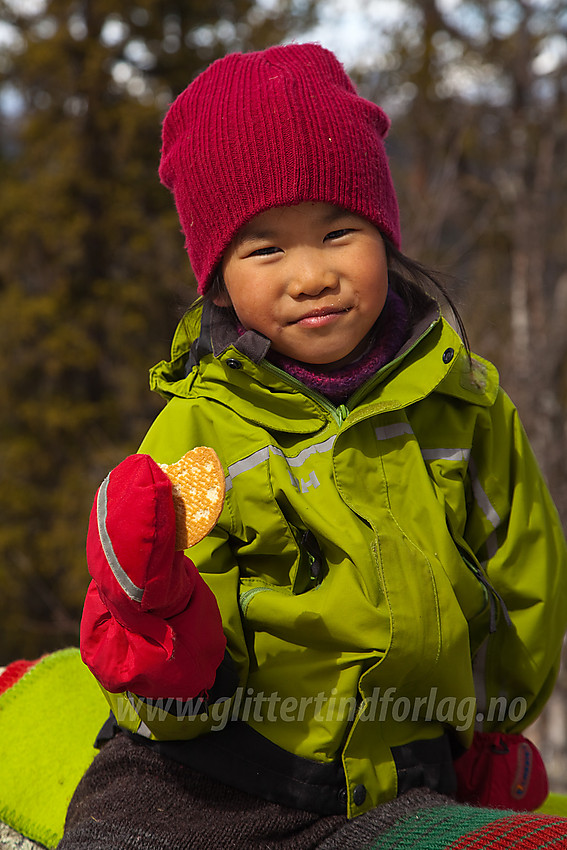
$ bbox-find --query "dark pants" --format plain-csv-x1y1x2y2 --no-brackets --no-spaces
57,733,567,850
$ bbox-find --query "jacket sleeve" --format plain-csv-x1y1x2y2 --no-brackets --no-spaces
463,387,567,733
100,399,250,741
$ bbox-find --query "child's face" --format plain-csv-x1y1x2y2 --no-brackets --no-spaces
217,202,388,367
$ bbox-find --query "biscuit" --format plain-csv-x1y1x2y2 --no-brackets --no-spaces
159,447,225,549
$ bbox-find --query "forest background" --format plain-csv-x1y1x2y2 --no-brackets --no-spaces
1,0,566,791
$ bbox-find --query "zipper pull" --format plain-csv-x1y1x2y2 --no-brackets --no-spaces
337,404,349,425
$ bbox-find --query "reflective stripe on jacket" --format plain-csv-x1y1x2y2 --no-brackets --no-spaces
102,299,567,818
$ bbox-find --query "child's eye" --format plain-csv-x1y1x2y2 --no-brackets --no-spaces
324,228,353,241
248,246,281,257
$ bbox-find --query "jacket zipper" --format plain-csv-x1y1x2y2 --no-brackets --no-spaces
262,361,349,426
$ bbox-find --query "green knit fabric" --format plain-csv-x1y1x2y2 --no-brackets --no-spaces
365,806,502,849
368,804,567,849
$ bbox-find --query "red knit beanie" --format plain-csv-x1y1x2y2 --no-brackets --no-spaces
159,42,401,295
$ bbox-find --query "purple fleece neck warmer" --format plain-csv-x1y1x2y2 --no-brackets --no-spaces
266,289,410,404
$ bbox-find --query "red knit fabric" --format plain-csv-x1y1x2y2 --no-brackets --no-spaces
448,813,567,849
159,43,401,294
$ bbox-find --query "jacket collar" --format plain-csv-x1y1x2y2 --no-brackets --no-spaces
187,300,271,375
189,298,443,370
150,295,498,415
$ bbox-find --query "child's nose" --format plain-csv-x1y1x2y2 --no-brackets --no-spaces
287,257,338,298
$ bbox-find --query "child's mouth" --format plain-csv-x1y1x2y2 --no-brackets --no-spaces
292,307,351,327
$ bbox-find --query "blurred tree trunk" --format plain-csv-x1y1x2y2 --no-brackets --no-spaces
0,0,315,662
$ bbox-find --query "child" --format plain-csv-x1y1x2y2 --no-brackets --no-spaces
59,43,567,849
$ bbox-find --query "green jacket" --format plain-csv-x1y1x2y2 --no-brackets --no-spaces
104,299,567,818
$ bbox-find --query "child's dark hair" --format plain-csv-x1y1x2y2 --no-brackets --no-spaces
207,271,228,307
205,236,470,352
382,236,470,351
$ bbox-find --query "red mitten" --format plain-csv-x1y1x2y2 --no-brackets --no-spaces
80,453,226,700
454,731,548,811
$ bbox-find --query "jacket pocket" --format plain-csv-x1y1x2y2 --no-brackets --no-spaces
291,528,326,594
